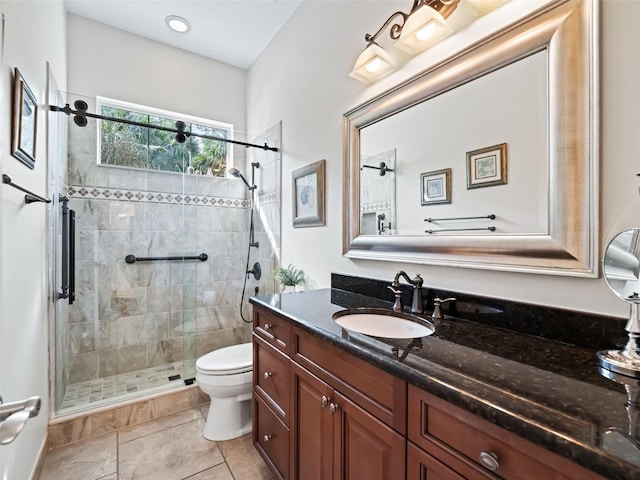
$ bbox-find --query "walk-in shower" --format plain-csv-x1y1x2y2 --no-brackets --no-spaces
50,94,282,415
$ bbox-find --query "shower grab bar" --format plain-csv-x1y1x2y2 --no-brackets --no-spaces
425,214,495,223
426,227,496,234
125,253,208,264
2,174,51,204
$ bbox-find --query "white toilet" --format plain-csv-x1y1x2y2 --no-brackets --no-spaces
196,342,253,441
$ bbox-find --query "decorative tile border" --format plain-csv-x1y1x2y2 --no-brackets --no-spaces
258,191,278,205
68,185,250,208
362,202,391,212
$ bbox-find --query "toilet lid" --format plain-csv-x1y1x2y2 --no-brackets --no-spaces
196,342,253,374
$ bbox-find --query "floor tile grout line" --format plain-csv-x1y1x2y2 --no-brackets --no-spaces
217,441,238,480
116,406,206,446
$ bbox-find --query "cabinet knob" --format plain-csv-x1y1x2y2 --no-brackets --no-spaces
479,451,500,471
263,372,273,380
264,434,272,442
321,395,330,407
329,403,339,415
263,323,272,331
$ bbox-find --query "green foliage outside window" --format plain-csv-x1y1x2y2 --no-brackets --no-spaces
99,104,229,176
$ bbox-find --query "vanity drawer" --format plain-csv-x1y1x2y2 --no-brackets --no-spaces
253,306,291,354
254,334,290,423
292,326,406,434
254,393,290,480
408,385,605,480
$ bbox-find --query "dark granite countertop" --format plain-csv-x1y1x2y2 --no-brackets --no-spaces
250,287,640,479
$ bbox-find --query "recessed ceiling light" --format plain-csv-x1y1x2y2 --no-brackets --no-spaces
165,15,191,33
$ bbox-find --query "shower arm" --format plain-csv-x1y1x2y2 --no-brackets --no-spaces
50,104,279,152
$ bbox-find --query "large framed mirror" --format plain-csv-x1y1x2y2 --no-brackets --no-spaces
342,0,598,276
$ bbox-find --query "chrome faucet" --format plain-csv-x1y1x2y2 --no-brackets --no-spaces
388,271,424,314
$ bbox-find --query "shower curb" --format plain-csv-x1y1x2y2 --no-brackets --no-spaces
47,384,208,449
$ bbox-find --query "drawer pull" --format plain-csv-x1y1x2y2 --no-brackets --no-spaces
263,323,272,331
329,403,339,415
263,372,273,380
321,395,330,407
479,452,500,471
264,434,273,442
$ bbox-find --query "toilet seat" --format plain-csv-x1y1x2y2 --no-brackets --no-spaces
196,342,253,375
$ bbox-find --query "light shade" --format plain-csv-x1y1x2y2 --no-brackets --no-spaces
349,43,394,83
394,5,452,55
165,15,191,33
462,0,508,16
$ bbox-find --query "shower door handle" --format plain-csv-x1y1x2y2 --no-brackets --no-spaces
69,209,75,304
58,196,75,305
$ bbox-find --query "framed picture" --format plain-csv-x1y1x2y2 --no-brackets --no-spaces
421,168,451,205
11,68,38,169
292,159,325,227
466,143,507,189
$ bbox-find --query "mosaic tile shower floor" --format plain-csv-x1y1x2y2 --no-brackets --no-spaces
60,362,187,411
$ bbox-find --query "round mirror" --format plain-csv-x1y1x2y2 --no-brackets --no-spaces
603,228,640,303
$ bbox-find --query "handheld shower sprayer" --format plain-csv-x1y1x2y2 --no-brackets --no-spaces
228,168,254,190
229,162,260,191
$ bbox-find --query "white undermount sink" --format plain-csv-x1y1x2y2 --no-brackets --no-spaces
332,308,435,339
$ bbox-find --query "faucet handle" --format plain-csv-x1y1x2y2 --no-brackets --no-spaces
432,297,456,321
387,285,403,312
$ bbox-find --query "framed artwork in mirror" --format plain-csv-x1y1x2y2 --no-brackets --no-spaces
466,143,507,189
421,168,451,205
11,68,38,169
292,159,325,227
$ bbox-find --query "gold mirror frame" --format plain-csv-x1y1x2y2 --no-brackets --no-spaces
342,0,599,277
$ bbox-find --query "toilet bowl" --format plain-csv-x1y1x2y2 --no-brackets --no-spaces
196,342,253,441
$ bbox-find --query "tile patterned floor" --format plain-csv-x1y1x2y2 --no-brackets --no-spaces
60,362,185,411
39,404,275,480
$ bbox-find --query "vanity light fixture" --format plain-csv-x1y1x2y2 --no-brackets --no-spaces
394,4,453,55
349,0,459,83
165,15,191,33
462,0,508,17
349,43,395,83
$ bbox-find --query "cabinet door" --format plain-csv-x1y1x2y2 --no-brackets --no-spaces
292,361,334,480
254,394,290,480
333,391,406,480
408,441,491,480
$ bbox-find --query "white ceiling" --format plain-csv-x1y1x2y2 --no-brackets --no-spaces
64,0,304,70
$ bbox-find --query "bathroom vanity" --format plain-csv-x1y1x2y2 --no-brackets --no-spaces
251,278,640,479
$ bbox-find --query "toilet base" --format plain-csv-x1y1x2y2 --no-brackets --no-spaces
203,395,252,441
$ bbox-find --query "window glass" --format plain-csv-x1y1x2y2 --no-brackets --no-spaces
97,98,232,176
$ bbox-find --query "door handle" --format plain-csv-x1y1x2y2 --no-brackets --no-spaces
0,396,41,445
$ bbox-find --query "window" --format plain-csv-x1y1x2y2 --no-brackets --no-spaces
97,97,233,176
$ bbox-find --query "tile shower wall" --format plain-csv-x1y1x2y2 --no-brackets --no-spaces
63,116,280,387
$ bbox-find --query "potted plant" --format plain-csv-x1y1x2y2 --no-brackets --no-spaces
274,264,306,292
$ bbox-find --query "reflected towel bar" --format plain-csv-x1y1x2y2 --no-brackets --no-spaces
2,174,51,204
425,214,495,223
426,227,496,234
125,253,208,264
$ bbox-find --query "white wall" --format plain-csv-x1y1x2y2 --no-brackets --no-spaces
0,1,67,479
247,0,639,319
67,14,247,136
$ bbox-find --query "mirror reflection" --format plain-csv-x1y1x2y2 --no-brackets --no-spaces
603,229,640,302
360,50,548,236
360,149,397,235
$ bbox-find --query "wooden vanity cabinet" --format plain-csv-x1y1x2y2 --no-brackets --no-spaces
407,385,606,480
253,305,406,480
252,305,606,480
253,308,292,480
